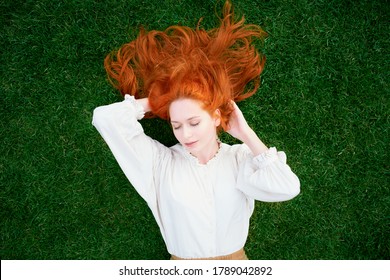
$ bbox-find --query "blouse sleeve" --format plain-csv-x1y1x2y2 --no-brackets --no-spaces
92,95,170,205
236,147,300,202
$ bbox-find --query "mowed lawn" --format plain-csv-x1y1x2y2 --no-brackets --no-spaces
1,0,388,259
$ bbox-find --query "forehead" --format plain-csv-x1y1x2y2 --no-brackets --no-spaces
169,99,208,121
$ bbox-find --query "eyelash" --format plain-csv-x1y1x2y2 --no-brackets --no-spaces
173,122,200,130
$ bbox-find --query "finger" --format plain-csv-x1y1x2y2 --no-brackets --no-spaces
230,100,238,110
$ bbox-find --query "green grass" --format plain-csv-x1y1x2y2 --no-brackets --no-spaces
1,0,388,259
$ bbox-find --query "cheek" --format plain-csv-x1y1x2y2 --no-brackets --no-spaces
172,128,186,143
172,129,181,141
199,122,216,137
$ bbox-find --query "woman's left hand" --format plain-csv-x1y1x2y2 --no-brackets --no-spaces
226,101,252,142
226,101,269,155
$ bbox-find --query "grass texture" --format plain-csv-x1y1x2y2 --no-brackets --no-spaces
1,0,388,259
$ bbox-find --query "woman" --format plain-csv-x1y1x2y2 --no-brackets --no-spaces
92,1,300,260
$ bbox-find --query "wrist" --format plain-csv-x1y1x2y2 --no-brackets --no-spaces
239,126,256,143
241,128,268,156
136,98,151,113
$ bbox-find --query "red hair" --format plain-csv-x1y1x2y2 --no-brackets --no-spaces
104,0,267,131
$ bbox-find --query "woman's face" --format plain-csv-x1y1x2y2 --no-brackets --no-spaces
169,98,220,156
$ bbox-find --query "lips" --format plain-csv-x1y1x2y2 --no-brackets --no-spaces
184,141,198,148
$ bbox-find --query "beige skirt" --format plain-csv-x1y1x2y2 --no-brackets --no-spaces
171,248,248,260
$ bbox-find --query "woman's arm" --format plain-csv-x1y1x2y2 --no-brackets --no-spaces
92,95,169,203
227,101,300,202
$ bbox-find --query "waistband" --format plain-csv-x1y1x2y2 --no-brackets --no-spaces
171,248,248,260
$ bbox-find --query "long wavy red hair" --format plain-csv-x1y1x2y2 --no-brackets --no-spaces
104,0,267,131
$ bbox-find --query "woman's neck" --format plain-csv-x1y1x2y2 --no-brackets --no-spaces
191,140,220,165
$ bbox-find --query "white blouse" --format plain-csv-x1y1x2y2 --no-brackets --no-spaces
92,95,300,259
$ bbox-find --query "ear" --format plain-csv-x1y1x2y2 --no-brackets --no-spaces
213,109,221,127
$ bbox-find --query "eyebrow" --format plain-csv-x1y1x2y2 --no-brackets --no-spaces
170,116,200,123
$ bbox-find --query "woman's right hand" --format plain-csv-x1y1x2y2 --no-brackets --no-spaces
136,98,151,113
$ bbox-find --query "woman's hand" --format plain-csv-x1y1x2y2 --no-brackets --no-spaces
226,101,252,142
226,101,268,156
136,97,151,113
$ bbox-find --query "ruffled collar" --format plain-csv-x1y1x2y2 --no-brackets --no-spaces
181,140,224,166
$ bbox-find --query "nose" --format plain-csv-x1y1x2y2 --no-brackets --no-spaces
182,125,193,139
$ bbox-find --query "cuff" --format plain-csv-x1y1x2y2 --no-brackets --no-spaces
124,94,145,120
253,147,287,169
